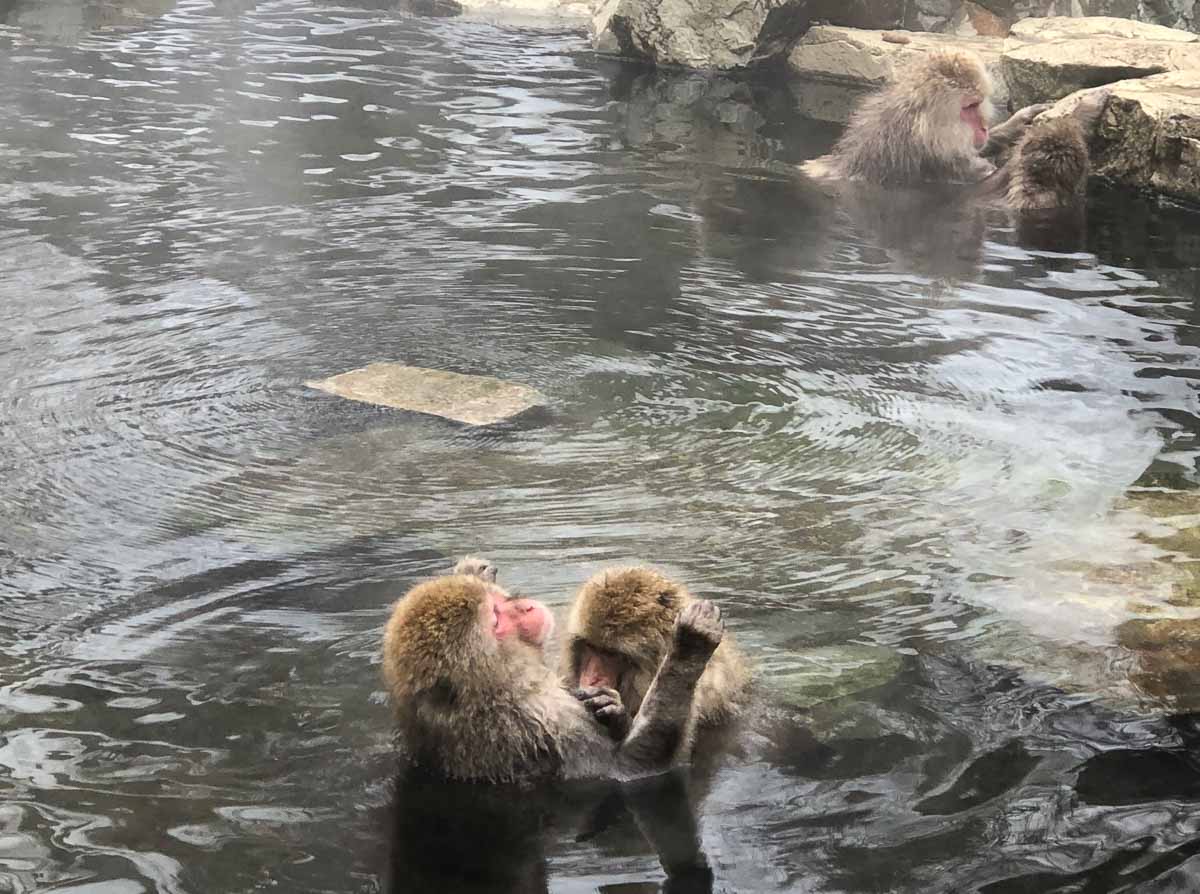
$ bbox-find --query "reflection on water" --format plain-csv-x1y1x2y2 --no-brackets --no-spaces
4,2,1200,891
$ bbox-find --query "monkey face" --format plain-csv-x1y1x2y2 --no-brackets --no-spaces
485,587,553,649
565,567,691,716
960,96,989,149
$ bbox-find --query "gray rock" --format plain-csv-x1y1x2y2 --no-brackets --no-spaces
787,26,1009,121
1044,72,1200,203
305,363,547,426
1009,13,1198,42
592,0,772,69
1002,35,1200,106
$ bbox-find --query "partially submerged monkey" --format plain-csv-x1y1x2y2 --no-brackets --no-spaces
981,110,1097,211
382,573,727,782
803,50,1037,186
801,48,1111,225
562,566,751,751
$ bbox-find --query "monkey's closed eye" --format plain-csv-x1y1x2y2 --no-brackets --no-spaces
658,592,673,607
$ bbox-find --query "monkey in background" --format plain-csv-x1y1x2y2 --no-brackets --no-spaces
803,49,1049,187
562,566,752,756
451,554,498,582
381,573,727,783
802,47,1109,216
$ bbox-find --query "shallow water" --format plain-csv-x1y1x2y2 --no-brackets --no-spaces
4,2,1200,892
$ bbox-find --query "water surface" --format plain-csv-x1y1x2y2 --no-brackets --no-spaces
4,2,1200,891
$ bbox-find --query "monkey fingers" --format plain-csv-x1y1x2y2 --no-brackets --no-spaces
673,600,724,661
452,555,498,582
573,686,631,740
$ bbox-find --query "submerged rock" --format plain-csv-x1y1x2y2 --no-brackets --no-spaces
306,363,547,426
763,645,903,710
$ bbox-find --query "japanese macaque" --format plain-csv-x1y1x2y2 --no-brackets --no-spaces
562,567,751,752
977,88,1110,212
451,554,498,583
802,49,1048,187
382,574,726,783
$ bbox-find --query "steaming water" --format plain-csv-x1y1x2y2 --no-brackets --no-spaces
4,2,1200,891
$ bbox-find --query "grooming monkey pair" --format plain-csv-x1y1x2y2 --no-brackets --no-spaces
803,48,1106,210
381,50,1099,784
382,557,750,783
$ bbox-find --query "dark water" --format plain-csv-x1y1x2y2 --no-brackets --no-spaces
5,2,1200,892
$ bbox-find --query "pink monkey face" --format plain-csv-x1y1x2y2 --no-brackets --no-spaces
961,98,988,148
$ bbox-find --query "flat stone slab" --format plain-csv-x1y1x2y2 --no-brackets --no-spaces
306,363,546,426
1002,37,1200,107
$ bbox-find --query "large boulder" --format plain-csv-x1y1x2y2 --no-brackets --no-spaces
1002,22,1200,107
1043,72,1200,204
786,26,1008,122
591,0,773,69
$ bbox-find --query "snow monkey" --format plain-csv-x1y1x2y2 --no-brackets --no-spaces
381,573,727,782
803,49,1050,187
981,90,1107,212
450,555,498,583
562,567,751,754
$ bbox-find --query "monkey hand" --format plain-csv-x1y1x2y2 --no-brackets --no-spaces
1010,102,1052,128
573,686,630,741
452,556,498,582
1070,89,1111,134
672,600,724,662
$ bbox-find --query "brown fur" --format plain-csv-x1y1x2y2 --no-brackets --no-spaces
562,567,751,733
383,574,725,783
811,50,995,186
1004,117,1088,211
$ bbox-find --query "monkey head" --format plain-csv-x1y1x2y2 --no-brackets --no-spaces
563,566,688,716
918,50,995,156
1008,118,1088,209
383,575,554,705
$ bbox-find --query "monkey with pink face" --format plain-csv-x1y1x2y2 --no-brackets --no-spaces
382,569,727,783
803,49,1106,209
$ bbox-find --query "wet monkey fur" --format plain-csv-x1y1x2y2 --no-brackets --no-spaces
382,574,728,782
562,566,751,754
804,49,1060,189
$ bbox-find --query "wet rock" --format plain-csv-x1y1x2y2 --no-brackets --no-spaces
305,363,547,426
591,0,775,69
1041,72,1200,204
786,26,1009,122
1002,30,1200,107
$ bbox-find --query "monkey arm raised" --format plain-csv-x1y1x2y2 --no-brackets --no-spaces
616,600,723,773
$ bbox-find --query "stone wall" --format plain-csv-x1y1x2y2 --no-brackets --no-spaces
591,0,1200,71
